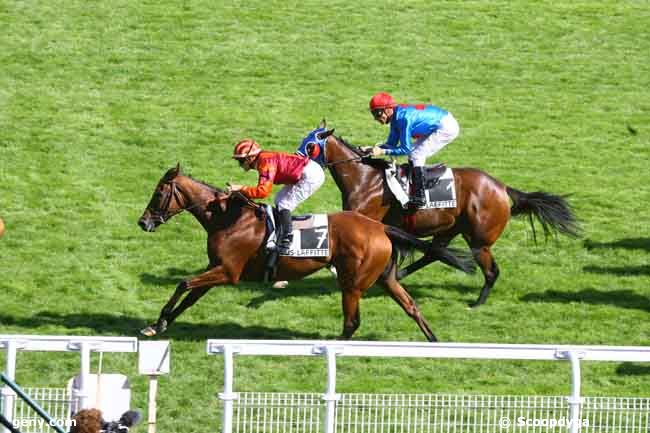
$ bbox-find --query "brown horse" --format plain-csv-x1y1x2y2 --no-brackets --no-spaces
300,122,580,307
137,165,476,341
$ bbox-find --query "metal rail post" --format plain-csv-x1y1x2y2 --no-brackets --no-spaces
557,350,584,433
568,351,583,433
317,345,341,433
1,341,18,433
219,345,239,433
77,342,91,410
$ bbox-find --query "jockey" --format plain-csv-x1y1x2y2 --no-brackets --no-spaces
227,139,325,252
363,92,460,208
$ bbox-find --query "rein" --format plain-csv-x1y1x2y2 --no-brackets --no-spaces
323,137,369,167
152,181,260,223
324,155,363,167
231,191,262,210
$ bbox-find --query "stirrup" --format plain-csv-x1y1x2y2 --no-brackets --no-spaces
408,195,426,208
278,235,293,254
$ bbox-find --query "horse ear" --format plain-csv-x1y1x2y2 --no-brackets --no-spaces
316,128,335,140
175,162,181,175
319,118,327,129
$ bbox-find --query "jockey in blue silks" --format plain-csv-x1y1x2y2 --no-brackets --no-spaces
362,92,460,208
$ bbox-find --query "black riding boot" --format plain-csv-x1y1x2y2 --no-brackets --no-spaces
409,167,427,208
278,209,294,253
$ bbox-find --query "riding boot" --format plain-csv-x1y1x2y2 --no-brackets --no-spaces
409,167,427,208
278,209,294,253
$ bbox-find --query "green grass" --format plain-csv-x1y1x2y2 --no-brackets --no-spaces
1,1,649,432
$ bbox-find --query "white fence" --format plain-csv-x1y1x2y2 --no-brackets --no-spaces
207,340,650,433
0,335,138,433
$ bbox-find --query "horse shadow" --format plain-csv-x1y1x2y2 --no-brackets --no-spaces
616,363,650,376
583,264,650,276
520,288,650,312
0,311,323,341
582,237,650,276
584,237,650,252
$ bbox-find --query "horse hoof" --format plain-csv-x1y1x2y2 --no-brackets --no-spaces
141,326,157,337
468,301,483,309
272,280,289,289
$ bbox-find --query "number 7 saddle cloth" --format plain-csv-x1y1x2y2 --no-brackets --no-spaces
262,205,330,257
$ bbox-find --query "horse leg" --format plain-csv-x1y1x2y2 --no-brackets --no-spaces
141,266,231,336
469,246,500,308
396,255,434,280
164,286,211,325
339,289,362,340
141,281,190,336
396,231,456,280
380,271,437,342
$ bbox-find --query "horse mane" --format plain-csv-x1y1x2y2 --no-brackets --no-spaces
335,135,364,156
334,136,392,170
187,175,224,194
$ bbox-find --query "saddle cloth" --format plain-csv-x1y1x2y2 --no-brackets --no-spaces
264,206,330,257
384,162,457,209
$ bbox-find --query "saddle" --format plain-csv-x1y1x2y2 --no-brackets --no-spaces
400,162,447,180
384,161,457,210
260,205,330,282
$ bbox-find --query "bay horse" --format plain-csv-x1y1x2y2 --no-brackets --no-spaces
301,121,580,307
137,165,476,341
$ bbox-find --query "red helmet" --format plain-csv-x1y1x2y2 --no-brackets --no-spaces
233,139,261,159
369,92,396,111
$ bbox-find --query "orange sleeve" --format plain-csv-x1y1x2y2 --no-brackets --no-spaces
240,160,275,199
241,180,273,199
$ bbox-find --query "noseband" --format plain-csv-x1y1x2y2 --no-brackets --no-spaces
148,180,186,224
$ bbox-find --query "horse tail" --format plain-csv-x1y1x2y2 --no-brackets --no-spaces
506,186,581,242
384,226,476,274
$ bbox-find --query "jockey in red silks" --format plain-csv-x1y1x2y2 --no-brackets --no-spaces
228,139,325,252
363,92,460,208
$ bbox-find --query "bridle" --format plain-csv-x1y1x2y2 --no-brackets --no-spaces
147,180,184,224
322,136,369,167
148,180,261,224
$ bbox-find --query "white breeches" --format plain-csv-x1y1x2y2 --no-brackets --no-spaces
408,112,460,167
275,160,325,211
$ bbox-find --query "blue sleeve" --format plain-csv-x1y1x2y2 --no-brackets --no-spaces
381,123,401,154
382,119,411,156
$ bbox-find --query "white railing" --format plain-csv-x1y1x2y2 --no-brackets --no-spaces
10,387,75,433
207,340,650,433
0,335,138,433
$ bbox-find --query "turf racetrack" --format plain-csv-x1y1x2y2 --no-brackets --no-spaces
1,2,648,431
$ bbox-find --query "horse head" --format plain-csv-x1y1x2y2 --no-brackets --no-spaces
299,122,392,216
297,119,335,165
138,163,185,232
139,164,253,233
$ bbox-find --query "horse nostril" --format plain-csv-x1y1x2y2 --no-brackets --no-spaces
138,219,148,231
